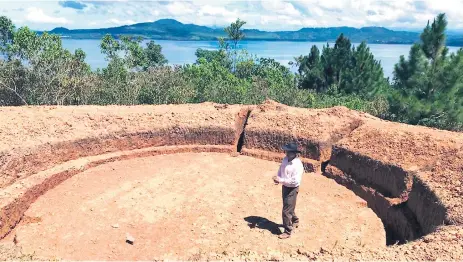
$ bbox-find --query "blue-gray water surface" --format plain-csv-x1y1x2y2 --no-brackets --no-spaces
62,39,461,79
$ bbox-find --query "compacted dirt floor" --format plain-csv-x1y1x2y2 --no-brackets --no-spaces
4,153,385,260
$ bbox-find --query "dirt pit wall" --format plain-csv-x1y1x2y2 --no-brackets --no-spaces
326,120,463,247
0,100,462,260
0,103,250,188
242,100,377,162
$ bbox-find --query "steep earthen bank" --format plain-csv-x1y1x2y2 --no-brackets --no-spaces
242,100,376,161
331,122,463,233
0,103,243,188
0,101,462,260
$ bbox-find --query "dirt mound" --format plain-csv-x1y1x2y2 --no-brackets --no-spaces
243,101,375,161
334,120,463,173
256,99,288,112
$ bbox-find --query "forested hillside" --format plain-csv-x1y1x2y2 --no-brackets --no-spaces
42,18,463,46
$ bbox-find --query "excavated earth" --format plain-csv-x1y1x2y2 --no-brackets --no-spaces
0,100,462,260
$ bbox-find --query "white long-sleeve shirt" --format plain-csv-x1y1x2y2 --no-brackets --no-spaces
277,157,304,187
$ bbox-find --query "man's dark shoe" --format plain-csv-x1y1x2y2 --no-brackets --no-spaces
278,232,291,239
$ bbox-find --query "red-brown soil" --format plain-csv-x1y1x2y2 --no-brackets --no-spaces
334,120,463,225
4,153,384,260
244,100,377,161
0,103,245,188
0,101,462,260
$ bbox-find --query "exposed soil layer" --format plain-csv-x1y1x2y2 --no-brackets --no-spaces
330,146,413,199
3,153,384,261
234,107,253,152
0,103,243,188
243,100,376,161
333,121,463,227
324,165,421,243
241,148,320,173
0,101,462,260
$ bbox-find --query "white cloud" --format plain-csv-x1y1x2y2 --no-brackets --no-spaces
1,0,463,31
166,2,195,16
25,7,70,25
12,19,24,24
199,5,237,17
150,9,160,16
262,0,301,16
312,7,324,17
317,0,347,10
108,18,135,25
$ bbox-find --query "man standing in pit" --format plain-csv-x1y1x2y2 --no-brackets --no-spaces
272,142,304,239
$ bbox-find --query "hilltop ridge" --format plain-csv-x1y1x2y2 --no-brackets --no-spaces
42,18,462,45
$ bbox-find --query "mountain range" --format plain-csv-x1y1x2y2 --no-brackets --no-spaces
47,19,463,46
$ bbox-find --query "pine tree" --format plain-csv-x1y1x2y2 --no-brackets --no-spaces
296,45,325,92
296,35,386,96
421,13,448,63
391,13,463,130
224,19,246,72
342,42,388,95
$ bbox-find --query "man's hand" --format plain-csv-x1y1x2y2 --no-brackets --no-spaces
272,176,279,184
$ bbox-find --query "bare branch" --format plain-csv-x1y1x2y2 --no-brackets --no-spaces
0,80,28,105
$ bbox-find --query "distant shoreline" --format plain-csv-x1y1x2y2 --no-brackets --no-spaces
57,37,463,47
36,18,462,47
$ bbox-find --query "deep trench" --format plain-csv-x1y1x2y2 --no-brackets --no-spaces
324,165,424,245
385,202,423,245
236,109,251,153
321,161,426,245
234,113,423,246
321,160,330,173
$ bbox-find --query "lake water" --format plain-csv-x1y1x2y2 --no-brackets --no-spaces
62,39,461,79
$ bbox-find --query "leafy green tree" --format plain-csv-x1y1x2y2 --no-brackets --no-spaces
183,58,250,104
95,58,133,105
0,59,28,105
194,48,231,69
0,16,15,54
0,21,92,105
250,58,307,106
144,41,168,69
97,34,168,104
234,50,257,79
137,66,196,105
100,34,121,60
100,34,167,71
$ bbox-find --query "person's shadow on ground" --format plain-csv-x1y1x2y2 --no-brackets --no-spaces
244,216,282,235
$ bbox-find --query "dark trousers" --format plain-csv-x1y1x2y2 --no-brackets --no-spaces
282,185,299,234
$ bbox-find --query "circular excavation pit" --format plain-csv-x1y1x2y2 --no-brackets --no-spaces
7,153,385,260
2,103,461,260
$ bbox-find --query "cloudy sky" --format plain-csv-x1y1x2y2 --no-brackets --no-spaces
1,0,463,31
